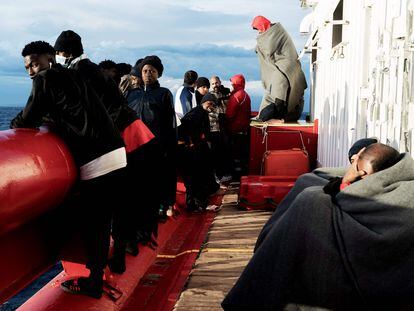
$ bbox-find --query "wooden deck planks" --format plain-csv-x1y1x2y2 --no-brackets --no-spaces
173,185,272,310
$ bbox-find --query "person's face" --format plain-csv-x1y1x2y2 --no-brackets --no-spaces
356,155,375,178
142,64,159,86
202,100,214,112
130,75,142,89
56,51,72,58
198,86,209,96
210,78,221,92
24,54,51,79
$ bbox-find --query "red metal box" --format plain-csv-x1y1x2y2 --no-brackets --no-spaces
263,148,310,177
238,176,296,210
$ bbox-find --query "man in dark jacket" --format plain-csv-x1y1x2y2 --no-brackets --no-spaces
11,41,126,299
178,93,220,211
127,55,177,220
54,30,157,274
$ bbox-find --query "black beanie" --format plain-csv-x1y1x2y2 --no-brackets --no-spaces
130,65,141,78
196,77,210,89
348,138,378,162
200,93,217,105
54,30,84,57
139,55,164,77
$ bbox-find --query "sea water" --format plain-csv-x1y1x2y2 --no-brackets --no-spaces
0,107,22,131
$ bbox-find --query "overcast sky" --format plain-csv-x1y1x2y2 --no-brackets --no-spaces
0,0,310,108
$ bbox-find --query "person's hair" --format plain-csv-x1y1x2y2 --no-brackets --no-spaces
184,70,198,85
210,75,220,81
360,143,401,172
348,137,378,162
116,63,132,77
98,59,116,69
22,41,55,57
196,77,210,89
134,58,144,67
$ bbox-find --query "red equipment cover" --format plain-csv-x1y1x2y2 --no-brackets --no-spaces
249,121,318,175
238,176,296,210
263,148,310,177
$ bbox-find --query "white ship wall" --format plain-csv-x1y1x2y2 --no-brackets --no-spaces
302,0,414,167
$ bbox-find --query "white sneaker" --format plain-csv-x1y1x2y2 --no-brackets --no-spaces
205,205,221,212
220,175,232,183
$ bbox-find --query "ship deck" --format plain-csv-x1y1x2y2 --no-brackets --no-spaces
174,184,272,310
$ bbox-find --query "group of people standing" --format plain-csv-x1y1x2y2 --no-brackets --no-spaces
173,71,251,212
10,29,251,299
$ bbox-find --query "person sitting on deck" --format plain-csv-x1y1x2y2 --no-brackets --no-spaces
177,93,220,212
251,15,307,123
10,41,127,299
222,143,414,311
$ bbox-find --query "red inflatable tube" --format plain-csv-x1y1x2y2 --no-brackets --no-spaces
0,128,77,236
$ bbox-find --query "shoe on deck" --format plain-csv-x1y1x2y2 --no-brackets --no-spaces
205,205,221,212
61,277,103,299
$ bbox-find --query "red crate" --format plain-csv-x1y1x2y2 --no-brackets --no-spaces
263,148,310,177
239,176,296,210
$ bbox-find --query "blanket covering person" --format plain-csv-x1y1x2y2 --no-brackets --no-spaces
254,18,307,122
222,154,414,310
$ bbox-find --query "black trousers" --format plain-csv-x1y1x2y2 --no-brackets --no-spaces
112,142,161,246
79,167,126,276
178,142,219,210
229,133,249,180
209,131,231,179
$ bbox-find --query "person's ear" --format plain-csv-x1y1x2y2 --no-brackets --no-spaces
47,54,55,65
356,147,366,156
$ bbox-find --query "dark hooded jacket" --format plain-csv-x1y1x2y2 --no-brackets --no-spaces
127,81,176,154
178,105,210,146
10,64,124,166
70,58,138,132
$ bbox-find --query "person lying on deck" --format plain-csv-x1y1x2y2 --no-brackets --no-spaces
222,143,414,311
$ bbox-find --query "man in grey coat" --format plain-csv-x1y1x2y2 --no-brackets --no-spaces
252,15,307,122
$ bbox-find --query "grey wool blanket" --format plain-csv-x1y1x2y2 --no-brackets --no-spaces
222,154,414,310
256,23,307,122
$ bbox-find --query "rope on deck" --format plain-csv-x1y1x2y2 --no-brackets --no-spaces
156,247,254,259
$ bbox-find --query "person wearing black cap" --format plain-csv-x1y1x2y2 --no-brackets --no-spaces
54,31,160,276
54,30,136,132
178,93,220,211
127,55,177,220
195,77,210,105
323,137,379,199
